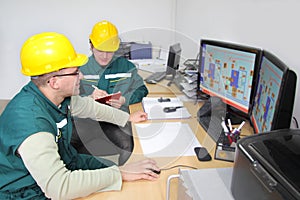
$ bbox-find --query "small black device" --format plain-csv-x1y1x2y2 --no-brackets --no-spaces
194,147,212,161
163,106,183,113
158,97,171,102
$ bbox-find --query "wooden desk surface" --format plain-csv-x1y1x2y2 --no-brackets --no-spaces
79,100,254,200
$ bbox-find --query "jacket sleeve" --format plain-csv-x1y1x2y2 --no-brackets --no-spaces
70,95,129,127
125,68,148,105
18,132,122,200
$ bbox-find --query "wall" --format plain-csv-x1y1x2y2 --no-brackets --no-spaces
1,0,299,127
175,0,300,126
0,0,175,99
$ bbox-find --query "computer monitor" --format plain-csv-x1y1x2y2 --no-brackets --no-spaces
166,43,181,79
198,39,262,122
250,50,297,133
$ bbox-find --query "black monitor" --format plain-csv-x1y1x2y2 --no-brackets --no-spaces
250,50,297,133
165,43,181,84
197,39,262,122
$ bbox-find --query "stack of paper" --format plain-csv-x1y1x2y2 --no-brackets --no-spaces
142,97,191,120
135,122,201,157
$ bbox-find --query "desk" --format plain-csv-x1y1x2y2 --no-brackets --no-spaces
78,73,254,200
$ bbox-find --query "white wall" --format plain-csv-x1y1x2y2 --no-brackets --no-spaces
1,0,299,126
0,0,175,99
175,0,300,126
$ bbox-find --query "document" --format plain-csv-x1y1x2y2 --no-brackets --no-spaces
135,122,201,157
142,97,191,119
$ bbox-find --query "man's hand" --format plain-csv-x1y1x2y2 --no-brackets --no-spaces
129,111,148,122
107,96,126,108
91,86,108,100
119,159,160,181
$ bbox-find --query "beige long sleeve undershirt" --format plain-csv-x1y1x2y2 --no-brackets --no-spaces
17,96,134,199
70,95,129,126
18,132,122,200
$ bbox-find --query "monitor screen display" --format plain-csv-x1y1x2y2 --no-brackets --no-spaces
250,50,296,133
198,39,261,115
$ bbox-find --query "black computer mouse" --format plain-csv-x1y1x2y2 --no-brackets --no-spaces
163,107,177,113
194,147,212,161
147,168,161,174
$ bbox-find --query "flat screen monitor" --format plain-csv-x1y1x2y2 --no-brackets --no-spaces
198,39,262,120
166,43,181,77
250,50,297,133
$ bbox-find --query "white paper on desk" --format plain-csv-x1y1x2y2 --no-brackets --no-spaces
135,122,201,157
142,97,191,119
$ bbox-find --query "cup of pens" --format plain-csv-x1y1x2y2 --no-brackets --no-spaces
221,119,245,146
215,119,245,162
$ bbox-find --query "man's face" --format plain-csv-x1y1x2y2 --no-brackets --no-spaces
91,47,114,66
56,67,83,96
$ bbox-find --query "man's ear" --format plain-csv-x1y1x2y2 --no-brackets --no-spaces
48,77,60,90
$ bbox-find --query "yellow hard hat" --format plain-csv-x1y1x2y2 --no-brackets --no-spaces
89,20,120,52
21,32,88,76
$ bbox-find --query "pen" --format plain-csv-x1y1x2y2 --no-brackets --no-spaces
221,120,229,133
92,85,98,89
232,128,238,134
237,121,245,132
227,119,233,132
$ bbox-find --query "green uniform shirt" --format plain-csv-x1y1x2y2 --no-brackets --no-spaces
0,82,109,198
80,55,148,112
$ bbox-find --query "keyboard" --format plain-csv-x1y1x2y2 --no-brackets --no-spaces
144,71,166,83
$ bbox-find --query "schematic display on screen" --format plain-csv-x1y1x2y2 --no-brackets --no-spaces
251,57,283,132
200,44,257,113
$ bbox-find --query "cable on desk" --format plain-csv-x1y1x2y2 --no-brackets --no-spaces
161,164,197,171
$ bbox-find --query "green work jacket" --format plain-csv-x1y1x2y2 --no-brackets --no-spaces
80,55,148,112
0,82,109,199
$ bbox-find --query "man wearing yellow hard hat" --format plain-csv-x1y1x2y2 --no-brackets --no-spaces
0,32,160,199
80,20,148,107
73,20,148,165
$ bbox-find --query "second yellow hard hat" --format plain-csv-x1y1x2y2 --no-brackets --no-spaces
89,20,120,52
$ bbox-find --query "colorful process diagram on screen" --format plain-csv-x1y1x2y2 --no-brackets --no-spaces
251,57,283,132
200,44,256,113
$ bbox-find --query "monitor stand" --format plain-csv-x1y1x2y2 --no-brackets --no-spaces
226,107,249,125
165,71,176,86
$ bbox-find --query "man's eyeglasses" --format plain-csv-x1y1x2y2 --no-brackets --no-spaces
53,70,80,77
